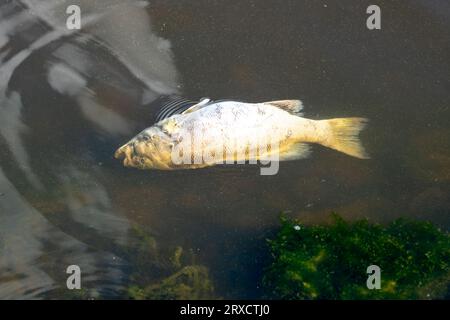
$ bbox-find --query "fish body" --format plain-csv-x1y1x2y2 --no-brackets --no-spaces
115,99,368,170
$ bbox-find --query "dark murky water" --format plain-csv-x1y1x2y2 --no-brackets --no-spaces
0,0,449,299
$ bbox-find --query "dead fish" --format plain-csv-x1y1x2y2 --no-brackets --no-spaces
114,98,369,170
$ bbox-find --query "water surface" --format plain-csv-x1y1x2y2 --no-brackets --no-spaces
0,0,449,299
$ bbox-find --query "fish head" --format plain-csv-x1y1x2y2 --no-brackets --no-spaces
114,126,175,170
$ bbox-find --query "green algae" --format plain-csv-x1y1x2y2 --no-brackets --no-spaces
128,265,214,300
263,214,450,299
126,227,215,300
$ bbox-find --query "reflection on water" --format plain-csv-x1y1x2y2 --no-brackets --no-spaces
0,0,179,299
0,0,449,299
0,168,127,299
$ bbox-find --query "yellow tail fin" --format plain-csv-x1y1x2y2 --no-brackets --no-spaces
322,118,369,159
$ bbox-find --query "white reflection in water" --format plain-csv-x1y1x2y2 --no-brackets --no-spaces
0,0,180,298
59,167,130,245
0,0,179,187
0,168,127,299
47,63,87,96
21,0,179,93
86,1,179,94
0,92,43,190
78,91,135,137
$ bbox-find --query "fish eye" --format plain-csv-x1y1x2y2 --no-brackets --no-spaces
142,135,150,141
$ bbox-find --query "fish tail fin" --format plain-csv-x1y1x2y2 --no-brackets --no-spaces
321,118,369,159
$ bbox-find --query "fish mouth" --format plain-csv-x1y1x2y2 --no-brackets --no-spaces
115,142,153,169
114,143,136,167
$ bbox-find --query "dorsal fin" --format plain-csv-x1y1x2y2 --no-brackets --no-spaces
263,100,304,116
155,97,217,122
181,98,211,115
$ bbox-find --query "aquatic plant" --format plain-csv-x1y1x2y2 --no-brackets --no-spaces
128,265,214,300
126,226,215,300
263,214,450,299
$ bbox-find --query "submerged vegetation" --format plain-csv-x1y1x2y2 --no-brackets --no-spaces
263,214,450,299
127,226,215,300
128,265,214,300
126,215,449,300
96,215,449,300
